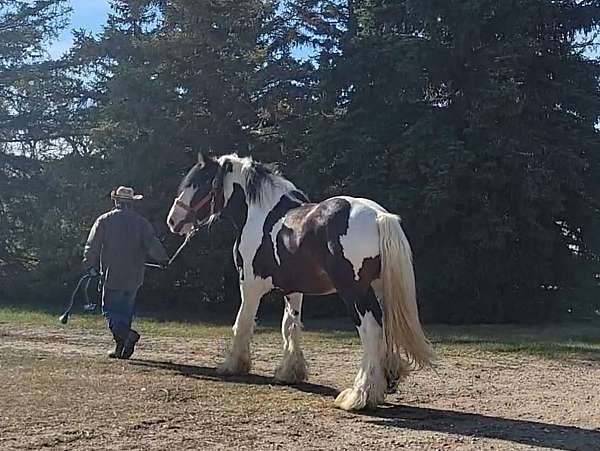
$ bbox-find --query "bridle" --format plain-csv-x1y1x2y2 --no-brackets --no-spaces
173,186,221,234
164,162,228,269
148,190,216,271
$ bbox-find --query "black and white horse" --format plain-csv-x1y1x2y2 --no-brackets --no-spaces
166,152,434,411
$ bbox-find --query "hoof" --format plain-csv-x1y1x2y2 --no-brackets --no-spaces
274,352,308,384
334,387,369,411
386,376,400,394
334,386,384,411
217,353,251,375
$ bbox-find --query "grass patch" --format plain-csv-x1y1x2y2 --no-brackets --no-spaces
1,306,599,360
429,322,600,360
0,306,232,339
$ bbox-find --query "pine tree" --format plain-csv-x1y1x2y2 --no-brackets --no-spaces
68,0,315,309
0,0,74,296
303,0,600,322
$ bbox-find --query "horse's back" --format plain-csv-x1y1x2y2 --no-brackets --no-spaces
290,196,385,279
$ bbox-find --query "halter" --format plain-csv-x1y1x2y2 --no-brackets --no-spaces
173,189,217,233
166,169,227,267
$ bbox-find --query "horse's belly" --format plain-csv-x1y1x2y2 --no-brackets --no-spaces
277,265,336,296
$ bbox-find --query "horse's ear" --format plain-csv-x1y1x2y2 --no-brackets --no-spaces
212,160,232,191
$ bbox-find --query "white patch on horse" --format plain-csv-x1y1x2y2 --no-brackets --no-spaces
336,195,387,213
338,199,380,281
270,217,285,265
239,216,269,281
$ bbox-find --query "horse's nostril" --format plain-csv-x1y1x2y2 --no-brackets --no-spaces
168,218,175,227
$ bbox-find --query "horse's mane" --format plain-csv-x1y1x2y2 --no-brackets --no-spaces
221,154,300,207
244,159,281,205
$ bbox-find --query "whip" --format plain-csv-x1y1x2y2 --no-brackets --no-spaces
59,273,99,325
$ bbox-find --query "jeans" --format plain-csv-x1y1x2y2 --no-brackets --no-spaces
102,287,138,341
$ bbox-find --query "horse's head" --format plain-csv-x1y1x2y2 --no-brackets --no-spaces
167,152,231,235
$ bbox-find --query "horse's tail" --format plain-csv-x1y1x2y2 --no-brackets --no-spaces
376,212,434,369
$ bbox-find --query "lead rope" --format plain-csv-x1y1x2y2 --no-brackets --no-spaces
147,190,218,270
165,189,217,266
145,225,202,270
167,225,201,266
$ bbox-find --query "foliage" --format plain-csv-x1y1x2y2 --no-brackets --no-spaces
2,0,600,323
296,0,600,322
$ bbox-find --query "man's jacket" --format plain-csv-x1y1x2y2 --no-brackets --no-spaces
83,207,168,290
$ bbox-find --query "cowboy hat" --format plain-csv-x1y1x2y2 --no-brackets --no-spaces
111,186,144,201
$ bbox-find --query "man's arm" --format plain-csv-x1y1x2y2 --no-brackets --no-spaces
142,220,169,264
83,217,104,272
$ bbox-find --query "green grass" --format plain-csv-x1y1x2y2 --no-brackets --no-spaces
429,322,600,360
1,306,599,360
0,306,231,338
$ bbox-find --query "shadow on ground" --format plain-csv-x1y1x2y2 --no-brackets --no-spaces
362,404,600,451
130,358,600,451
129,358,339,397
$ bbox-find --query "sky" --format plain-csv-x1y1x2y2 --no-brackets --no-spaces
48,0,112,59
49,1,597,60
48,1,314,60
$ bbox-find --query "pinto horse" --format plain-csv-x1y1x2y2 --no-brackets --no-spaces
167,152,434,411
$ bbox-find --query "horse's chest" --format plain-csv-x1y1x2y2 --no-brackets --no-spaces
236,214,296,282
236,220,265,279
251,218,286,281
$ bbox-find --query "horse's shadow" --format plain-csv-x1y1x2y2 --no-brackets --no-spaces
129,358,338,397
130,358,600,451
361,404,600,451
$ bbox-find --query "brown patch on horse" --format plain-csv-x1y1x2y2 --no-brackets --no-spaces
358,256,381,287
251,197,383,325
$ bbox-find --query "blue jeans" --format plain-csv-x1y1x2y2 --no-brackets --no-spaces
102,288,138,341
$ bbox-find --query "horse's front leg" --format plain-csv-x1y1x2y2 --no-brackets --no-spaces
275,292,308,383
218,278,269,375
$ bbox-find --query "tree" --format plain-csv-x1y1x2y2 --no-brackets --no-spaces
301,0,600,322
0,0,79,297
64,0,316,311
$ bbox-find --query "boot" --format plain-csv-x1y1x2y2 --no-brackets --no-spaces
120,329,140,359
108,339,124,358
108,323,128,359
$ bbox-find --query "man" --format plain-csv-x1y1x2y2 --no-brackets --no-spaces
83,186,169,359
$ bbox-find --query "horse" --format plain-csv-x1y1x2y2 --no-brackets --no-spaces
166,152,434,411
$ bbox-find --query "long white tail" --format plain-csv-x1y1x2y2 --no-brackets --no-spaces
376,212,434,368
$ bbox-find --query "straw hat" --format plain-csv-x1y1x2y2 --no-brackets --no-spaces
111,186,143,201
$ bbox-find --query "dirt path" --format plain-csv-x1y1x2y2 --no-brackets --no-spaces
1,323,599,450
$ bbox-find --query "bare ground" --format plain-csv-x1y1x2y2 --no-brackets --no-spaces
1,320,599,451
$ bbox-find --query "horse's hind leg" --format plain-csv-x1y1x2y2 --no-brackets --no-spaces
274,292,308,383
334,286,388,411
371,278,411,393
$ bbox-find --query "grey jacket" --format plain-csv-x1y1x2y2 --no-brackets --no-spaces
83,207,169,290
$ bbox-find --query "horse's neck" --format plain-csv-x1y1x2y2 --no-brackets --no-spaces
245,181,295,222
225,168,298,228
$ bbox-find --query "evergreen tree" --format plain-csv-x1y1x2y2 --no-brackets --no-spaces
0,0,76,297
302,0,600,322
4,0,600,323
68,0,315,310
